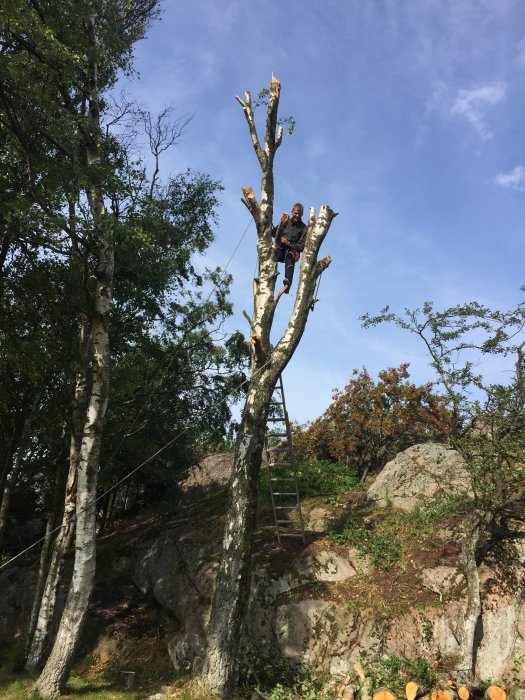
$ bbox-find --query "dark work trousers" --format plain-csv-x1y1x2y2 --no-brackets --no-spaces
278,246,298,286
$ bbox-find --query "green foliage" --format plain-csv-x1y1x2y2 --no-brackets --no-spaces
296,459,363,496
364,654,438,697
265,668,335,700
254,88,296,134
361,297,525,517
512,655,525,689
328,518,403,571
327,494,464,572
0,0,250,539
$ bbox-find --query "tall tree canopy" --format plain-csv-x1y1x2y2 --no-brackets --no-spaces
0,2,245,695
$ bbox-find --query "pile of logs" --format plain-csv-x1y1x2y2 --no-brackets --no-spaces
337,663,509,700
369,683,507,700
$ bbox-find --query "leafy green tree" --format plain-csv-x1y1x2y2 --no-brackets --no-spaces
0,1,245,693
362,296,525,677
294,363,451,480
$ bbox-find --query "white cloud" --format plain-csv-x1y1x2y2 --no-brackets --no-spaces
449,83,507,141
493,165,525,190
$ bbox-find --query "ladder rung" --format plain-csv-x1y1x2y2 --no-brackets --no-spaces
279,533,304,538
266,377,304,544
276,519,296,524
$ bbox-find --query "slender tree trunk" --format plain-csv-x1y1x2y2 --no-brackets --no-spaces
26,511,55,654
26,320,88,671
25,455,78,670
97,492,111,535
33,7,114,696
202,379,276,694
460,511,491,680
33,236,113,696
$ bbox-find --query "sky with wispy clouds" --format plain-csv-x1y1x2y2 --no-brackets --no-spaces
123,0,525,424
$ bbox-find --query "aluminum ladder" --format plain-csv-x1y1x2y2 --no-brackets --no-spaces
264,375,305,544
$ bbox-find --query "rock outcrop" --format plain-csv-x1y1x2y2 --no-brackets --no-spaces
366,442,473,510
128,445,525,687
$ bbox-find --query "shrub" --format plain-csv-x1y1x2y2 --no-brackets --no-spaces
293,364,451,479
296,459,363,496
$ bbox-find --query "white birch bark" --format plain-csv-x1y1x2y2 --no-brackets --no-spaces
202,76,337,698
33,6,114,696
26,220,89,671
25,445,79,670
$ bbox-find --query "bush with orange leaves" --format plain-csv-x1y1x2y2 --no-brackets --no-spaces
293,363,452,480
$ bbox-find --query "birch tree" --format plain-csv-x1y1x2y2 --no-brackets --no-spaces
0,1,158,694
201,76,337,698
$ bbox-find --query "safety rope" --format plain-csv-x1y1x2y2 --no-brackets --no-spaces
0,217,255,571
0,354,274,571
309,269,324,312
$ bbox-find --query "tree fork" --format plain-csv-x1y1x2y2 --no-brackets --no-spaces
201,76,337,697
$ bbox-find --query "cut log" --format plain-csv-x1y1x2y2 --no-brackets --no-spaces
406,682,427,700
457,687,469,700
431,690,456,700
372,689,397,700
406,682,419,700
485,686,506,700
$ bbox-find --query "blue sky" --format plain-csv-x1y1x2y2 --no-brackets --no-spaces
123,0,525,424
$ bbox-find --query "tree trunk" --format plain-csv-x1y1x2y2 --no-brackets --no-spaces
26,511,55,656
25,455,78,671
33,7,114,696
201,379,275,694
460,511,491,680
26,321,88,671
33,237,113,696
201,75,336,697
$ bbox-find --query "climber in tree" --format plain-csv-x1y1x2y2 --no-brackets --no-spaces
273,202,307,293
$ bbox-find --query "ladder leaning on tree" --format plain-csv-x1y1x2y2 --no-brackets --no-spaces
264,375,305,544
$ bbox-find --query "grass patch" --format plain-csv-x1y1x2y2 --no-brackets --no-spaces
364,654,438,697
327,494,465,572
296,459,363,497
240,657,335,700
328,518,403,571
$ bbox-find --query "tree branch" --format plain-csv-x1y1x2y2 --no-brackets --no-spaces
236,92,266,170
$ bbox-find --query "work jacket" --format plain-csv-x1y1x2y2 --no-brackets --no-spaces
274,218,306,252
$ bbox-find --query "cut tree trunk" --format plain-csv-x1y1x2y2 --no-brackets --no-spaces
201,378,276,695
201,75,336,698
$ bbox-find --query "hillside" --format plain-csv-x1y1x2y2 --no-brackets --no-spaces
1,445,523,699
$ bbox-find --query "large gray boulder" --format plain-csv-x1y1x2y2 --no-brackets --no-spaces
366,442,473,511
